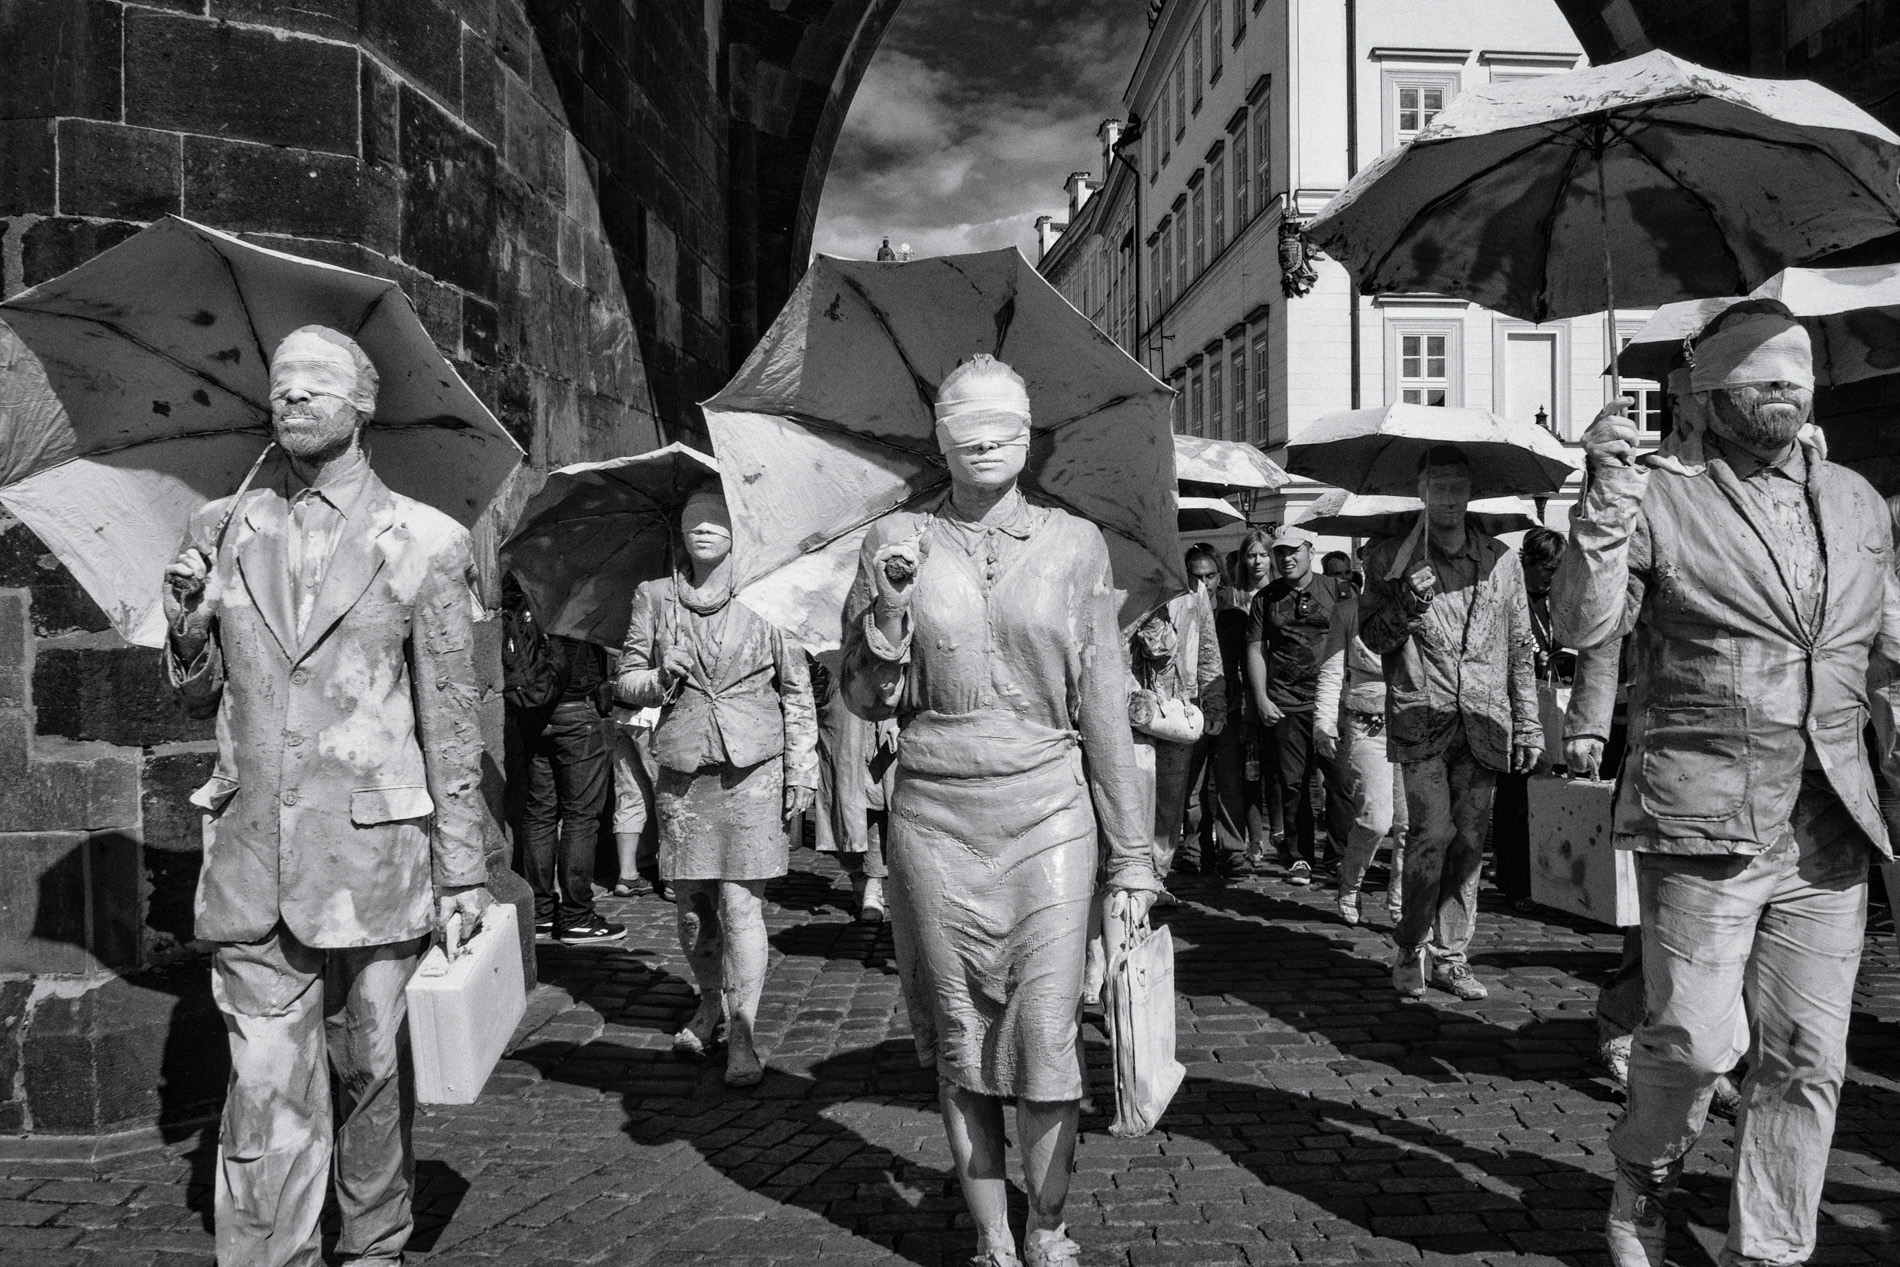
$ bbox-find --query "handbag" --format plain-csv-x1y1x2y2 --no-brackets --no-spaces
1103,899,1186,1138
1128,689,1205,744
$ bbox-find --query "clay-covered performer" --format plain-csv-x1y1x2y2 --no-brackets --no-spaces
841,354,1161,1267
616,488,818,1087
163,326,497,1267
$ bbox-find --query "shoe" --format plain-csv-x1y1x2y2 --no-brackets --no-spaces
1600,1034,1632,1088
1211,850,1244,881
610,879,644,898
859,876,887,924
1709,1073,1742,1121
556,914,626,945
650,876,671,902
1431,961,1488,1001
534,916,554,939
724,1048,765,1088
1392,946,1426,999
1287,860,1312,887
1336,890,1361,926
1605,1172,1668,1267
970,1252,1023,1267
1242,842,1272,873
1023,1226,1081,1267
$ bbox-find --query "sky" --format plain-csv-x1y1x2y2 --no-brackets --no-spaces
811,0,1149,262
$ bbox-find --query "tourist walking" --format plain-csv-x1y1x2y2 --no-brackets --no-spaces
1214,532,1278,869
1314,581,1407,927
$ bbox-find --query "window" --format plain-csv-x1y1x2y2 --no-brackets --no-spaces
1174,58,1187,138
1148,123,1158,181
1397,84,1445,137
1250,329,1270,444
1174,213,1189,296
1192,181,1207,274
1398,332,1451,405
1191,17,1204,111
1618,335,1664,433
1230,343,1248,439
1231,116,1249,225
1232,0,1246,44
1383,73,1459,150
1160,88,1171,164
1211,4,1223,77
1208,352,1224,440
1158,225,1174,309
1252,103,1271,210
1191,361,1207,437
1209,154,1226,254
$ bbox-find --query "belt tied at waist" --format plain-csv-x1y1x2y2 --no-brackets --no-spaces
896,710,1080,780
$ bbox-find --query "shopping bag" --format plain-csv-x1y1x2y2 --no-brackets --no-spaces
406,902,527,1104
1103,901,1185,1138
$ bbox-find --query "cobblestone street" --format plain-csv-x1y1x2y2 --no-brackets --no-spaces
6,853,1899,1266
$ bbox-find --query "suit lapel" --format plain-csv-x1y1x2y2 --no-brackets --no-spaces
294,475,394,666
1705,459,1805,641
233,494,297,663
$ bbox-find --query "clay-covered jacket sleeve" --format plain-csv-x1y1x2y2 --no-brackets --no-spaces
1501,556,1544,752
164,503,226,720
1358,541,1427,656
773,625,820,792
1075,531,1161,894
615,581,670,708
1552,464,1652,650
410,527,496,889
839,521,909,721
1194,591,1226,716
1872,505,1900,843
1564,640,1623,743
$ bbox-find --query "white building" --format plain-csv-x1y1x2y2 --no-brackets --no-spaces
1050,0,1659,543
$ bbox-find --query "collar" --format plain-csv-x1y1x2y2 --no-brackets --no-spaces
1707,430,1806,484
283,444,374,512
937,487,1037,540
1426,524,1481,562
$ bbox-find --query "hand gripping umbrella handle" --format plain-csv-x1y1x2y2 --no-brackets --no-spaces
209,442,277,565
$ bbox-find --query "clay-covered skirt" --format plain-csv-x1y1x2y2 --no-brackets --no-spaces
655,758,788,882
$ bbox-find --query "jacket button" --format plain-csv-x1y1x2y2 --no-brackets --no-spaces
281,790,299,807
284,731,302,747
290,669,309,686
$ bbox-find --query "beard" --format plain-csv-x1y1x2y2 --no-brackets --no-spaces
1712,388,1809,450
273,402,360,458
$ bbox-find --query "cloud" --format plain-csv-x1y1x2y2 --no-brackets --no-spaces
812,0,1147,262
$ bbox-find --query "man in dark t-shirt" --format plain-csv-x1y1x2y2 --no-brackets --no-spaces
1245,526,1340,886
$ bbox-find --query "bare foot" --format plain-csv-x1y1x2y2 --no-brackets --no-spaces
673,1001,721,1057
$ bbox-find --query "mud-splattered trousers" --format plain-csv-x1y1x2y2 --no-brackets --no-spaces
1552,442,1900,1266
168,462,496,1267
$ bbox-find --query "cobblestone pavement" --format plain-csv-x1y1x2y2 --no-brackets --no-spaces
5,853,1899,1266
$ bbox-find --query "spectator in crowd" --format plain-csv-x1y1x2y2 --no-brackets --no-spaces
519,623,622,944
1321,551,1354,583
812,650,898,922
1246,526,1343,887
1556,300,1900,1267
1490,525,1569,911
609,702,663,899
1129,582,1225,878
1176,545,1235,875
1216,529,1280,868
617,488,819,1087
1314,572,1407,926
1362,446,1542,1003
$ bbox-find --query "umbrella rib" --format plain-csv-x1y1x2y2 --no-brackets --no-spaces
1361,130,1573,291
772,410,944,462
80,422,272,458
746,478,949,584
1636,115,1898,213
839,274,941,425
0,306,270,411
1618,130,1752,288
206,235,274,380
1529,141,1588,325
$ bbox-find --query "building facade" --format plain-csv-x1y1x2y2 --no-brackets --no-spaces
1038,121,1141,359
1046,1,1647,531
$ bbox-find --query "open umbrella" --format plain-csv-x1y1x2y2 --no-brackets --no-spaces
1307,50,1900,397
1172,433,1288,497
703,249,1182,652
1294,489,1541,539
1177,495,1246,533
0,216,522,647
1286,403,1578,499
498,444,718,648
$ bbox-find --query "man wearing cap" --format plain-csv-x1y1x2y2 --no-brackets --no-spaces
162,325,497,1267
1556,299,1900,1267
1359,446,1543,1003
1244,526,1342,887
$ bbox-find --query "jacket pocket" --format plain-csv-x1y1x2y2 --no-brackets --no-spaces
1636,704,1751,822
189,775,240,815
350,784,435,825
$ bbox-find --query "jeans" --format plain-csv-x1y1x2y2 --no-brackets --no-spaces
1180,730,1225,865
212,925,425,1267
1395,732,1497,968
1269,709,1322,865
1143,736,1196,873
836,811,890,880
1336,711,1406,914
1210,712,1271,852
519,699,610,930
1611,784,1870,1267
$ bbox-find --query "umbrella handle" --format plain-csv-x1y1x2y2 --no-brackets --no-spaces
1597,148,1622,405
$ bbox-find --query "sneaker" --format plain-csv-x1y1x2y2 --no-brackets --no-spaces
859,876,887,924
557,914,627,945
1605,1172,1667,1267
1392,946,1426,998
1709,1072,1742,1121
1336,890,1361,926
534,916,554,939
1287,860,1312,887
1432,961,1488,1000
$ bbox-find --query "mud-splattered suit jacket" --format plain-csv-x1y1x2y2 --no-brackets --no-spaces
168,463,495,948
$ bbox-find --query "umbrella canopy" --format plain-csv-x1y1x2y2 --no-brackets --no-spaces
1177,495,1246,533
704,249,1182,652
1172,434,1288,497
1307,51,1900,326
498,444,719,649
1287,403,1578,499
0,216,522,647
1294,489,1541,539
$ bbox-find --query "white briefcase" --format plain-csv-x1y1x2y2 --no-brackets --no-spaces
1528,775,1639,927
406,902,527,1105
